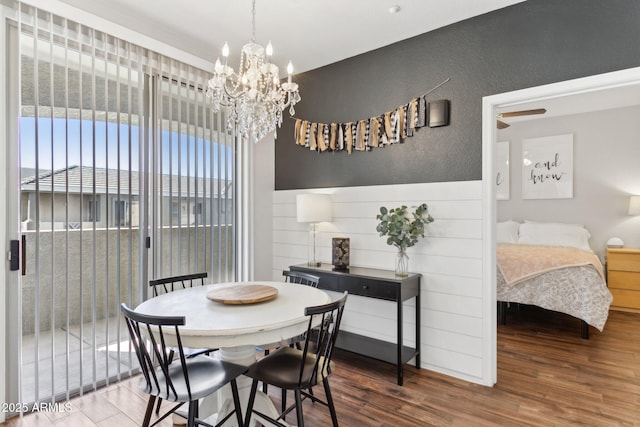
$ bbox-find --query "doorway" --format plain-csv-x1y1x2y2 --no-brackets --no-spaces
482,66,640,384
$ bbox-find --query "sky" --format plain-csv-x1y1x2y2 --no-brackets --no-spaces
20,117,233,179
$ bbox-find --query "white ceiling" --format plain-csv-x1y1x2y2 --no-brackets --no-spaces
497,83,640,127
56,0,524,75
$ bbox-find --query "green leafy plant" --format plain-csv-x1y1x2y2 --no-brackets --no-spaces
375,203,434,250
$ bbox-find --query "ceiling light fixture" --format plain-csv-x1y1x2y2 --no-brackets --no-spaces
206,0,301,142
388,5,402,13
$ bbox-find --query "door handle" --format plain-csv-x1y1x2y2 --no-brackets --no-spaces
9,239,19,271
9,236,25,275
22,234,26,276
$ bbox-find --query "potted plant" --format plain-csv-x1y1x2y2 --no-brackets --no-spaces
376,203,434,276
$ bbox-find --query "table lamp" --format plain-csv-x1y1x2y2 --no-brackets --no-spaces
629,195,640,216
297,194,332,266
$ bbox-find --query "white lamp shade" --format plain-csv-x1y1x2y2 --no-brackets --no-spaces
296,194,332,223
629,195,640,216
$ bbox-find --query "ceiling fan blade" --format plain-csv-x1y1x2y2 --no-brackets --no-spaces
496,120,510,129
499,108,547,118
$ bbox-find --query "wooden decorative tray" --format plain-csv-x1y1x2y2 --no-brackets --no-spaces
206,284,278,305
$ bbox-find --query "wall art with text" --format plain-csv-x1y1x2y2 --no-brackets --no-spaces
522,133,573,199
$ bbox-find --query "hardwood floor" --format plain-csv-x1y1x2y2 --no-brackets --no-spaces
3,308,640,426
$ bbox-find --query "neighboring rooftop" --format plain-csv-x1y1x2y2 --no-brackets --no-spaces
21,165,233,197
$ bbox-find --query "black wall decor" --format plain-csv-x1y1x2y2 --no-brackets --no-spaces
427,100,449,128
275,0,640,190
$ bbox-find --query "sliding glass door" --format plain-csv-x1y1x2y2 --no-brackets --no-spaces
16,7,147,404
6,2,235,410
152,65,235,283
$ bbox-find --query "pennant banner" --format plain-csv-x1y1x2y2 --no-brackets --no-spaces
293,78,450,154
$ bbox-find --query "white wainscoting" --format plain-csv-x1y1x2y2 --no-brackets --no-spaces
272,180,488,384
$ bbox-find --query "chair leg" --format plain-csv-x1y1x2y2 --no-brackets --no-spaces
323,378,339,427
244,379,260,427
187,400,198,427
142,396,156,427
230,379,244,427
262,349,270,393
281,388,287,413
294,389,304,427
154,397,163,415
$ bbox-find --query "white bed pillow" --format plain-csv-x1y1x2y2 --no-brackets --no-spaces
497,221,520,243
518,221,592,251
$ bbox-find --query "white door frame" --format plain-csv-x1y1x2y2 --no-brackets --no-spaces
3,10,21,419
481,66,640,385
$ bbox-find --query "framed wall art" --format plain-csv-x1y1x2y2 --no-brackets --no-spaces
496,141,510,200
522,133,573,199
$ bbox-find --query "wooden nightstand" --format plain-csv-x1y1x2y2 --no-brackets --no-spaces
607,248,640,312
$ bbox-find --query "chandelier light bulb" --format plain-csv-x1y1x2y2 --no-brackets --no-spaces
222,42,230,58
266,41,273,56
287,61,293,83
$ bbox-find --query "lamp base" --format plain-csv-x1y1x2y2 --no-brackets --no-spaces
307,260,321,267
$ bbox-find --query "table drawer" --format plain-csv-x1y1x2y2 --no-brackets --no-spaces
608,252,640,272
610,288,640,310
608,271,640,291
337,277,397,300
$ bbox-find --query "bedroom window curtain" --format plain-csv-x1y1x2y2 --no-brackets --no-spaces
13,1,235,407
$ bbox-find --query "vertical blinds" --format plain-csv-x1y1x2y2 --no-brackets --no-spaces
16,1,235,406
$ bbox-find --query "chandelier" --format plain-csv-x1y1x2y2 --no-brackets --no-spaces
205,0,301,142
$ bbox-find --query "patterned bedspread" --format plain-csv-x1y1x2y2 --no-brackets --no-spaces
497,244,613,331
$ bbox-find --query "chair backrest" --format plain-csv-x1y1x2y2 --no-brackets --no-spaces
121,303,192,401
149,272,208,297
282,270,320,288
298,291,348,388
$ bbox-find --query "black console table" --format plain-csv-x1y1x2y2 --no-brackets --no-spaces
289,263,421,385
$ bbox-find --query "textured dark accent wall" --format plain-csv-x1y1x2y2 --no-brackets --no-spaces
275,0,640,190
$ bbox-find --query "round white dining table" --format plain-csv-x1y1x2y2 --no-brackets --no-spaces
134,281,331,427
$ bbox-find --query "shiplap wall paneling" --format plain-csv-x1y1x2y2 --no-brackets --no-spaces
272,181,485,384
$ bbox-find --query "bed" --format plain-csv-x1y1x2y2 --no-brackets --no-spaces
496,221,613,339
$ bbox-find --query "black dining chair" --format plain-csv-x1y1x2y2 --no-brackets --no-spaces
149,272,209,297
279,270,321,351
282,270,320,288
262,272,320,360
244,292,348,427
148,272,215,414
261,271,321,407
121,303,246,427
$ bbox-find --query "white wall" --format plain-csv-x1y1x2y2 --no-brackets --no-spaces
253,137,275,280
271,181,491,384
497,105,640,260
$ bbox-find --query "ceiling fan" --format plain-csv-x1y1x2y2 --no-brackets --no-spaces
496,108,547,129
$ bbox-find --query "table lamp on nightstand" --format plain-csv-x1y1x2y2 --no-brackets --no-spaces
297,194,332,266
629,196,640,216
